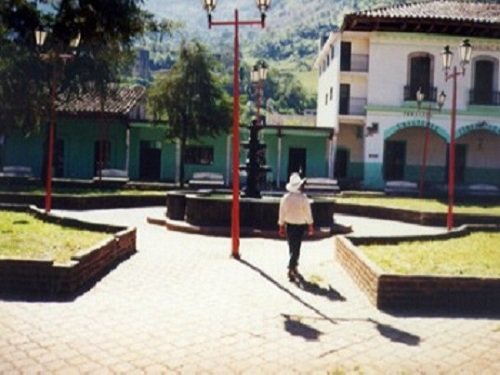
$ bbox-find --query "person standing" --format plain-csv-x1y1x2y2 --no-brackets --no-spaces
278,172,314,281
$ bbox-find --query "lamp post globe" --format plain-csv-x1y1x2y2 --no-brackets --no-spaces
416,87,425,107
256,0,271,13
258,59,268,80
459,39,472,66
441,45,453,72
437,91,446,109
202,0,217,13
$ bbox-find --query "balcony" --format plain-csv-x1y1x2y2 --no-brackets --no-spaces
339,97,367,116
404,85,437,102
469,89,500,106
340,54,369,72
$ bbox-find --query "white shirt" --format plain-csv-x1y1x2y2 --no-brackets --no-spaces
278,192,313,226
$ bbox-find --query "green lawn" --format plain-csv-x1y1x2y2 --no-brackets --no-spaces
361,232,500,277
0,211,111,263
336,196,500,216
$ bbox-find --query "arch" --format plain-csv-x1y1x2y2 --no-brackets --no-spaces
456,121,500,140
384,119,449,142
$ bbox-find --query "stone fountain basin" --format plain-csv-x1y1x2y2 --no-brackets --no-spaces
166,191,335,231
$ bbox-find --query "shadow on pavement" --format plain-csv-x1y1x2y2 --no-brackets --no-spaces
368,318,420,346
238,259,422,347
237,258,338,326
282,314,323,341
293,273,346,302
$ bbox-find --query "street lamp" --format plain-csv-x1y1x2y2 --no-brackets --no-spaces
416,88,446,198
35,28,80,213
441,39,472,230
202,0,271,259
251,60,268,126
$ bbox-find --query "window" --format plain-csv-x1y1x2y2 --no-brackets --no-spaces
325,93,328,105
340,42,351,71
407,53,434,101
327,54,330,67
330,45,334,60
185,146,214,165
339,84,350,114
472,59,496,104
330,87,333,100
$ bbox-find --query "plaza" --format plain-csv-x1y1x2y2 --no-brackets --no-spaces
1,207,499,373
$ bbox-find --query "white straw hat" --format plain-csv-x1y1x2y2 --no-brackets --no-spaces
286,172,305,192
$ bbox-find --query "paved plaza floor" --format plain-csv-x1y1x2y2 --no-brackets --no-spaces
1,207,500,374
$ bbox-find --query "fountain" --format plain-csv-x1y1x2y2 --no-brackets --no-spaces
240,119,271,198
164,122,337,237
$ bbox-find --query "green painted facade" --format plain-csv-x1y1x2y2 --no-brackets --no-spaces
2,118,334,186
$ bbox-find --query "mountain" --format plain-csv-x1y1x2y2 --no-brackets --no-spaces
141,0,405,96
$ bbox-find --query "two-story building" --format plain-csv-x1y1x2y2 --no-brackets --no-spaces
316,0,500,192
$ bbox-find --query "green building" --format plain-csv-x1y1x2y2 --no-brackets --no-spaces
1,85,335,187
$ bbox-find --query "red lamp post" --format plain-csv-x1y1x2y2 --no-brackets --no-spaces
441,39,473,230
35,29,80,213
202,0,271,259
251,60,268,126
416,88,446,198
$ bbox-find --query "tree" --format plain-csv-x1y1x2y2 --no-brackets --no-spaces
0,0,157,135
148,41,232,187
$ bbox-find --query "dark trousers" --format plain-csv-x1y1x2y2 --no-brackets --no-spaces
286,224,307,270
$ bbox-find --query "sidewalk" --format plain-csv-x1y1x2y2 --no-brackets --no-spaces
0,207,499,374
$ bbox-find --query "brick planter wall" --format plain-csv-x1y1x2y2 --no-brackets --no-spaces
336,234,500,311
0,206,136,299
334,202,500,226
0,193,164,209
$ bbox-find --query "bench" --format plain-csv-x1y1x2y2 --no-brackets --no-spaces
303,177,339,194
0,165,33,178
188,172,225,189
93,169,129,186
0,166,34,185
384,180,418,196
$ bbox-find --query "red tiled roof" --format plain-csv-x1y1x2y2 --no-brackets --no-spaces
56,85,146,116
342,1,500,37
356,1,500,23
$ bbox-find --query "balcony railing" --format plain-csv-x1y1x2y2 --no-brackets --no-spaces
404,85,437,102
469,89,500,106
339,97,367,116
340,54,369,72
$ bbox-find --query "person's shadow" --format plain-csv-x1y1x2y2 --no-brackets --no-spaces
293,273,346,302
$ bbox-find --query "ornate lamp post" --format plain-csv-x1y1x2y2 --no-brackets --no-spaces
416,88,446,198
441,39,472,230
202,0,271,259
35,28,80,213
251,60,268,126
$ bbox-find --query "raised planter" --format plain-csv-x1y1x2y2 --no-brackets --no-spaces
334,202,500,226
0,192,164,210
167,192,335,231
0,205,136,300
336,228,500,311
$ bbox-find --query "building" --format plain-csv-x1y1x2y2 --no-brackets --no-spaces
315,0,500,192
1,85,335,188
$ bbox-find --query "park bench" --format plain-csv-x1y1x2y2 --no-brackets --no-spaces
0,166,34,184
188,172,225,189
384,180,418,196
93,169,129,186
464,184,500,197
303,177,340,194
0,165,33,178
